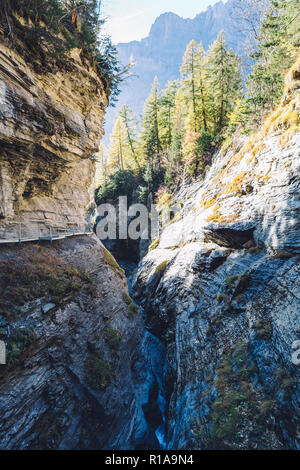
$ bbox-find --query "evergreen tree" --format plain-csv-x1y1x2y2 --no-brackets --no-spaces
246,0,300,125
0,1,125,103
140,77,162,169
165,88,185,187
159,81,179,150
196,42,209,132
181,40,201,133
119,104,141,172
206,32,242,134
108,116,129,172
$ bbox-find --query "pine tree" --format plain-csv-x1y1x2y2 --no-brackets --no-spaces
140,77,162,169
206,32,242,134
181,40,201,133
159,80,179,150
196,42,209,132
119,104,141,172
165,88,185,187
246,0,300,125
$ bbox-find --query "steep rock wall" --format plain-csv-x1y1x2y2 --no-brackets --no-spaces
0,236,159,449
135,62,300,450
0,35,107,238
0,20,160,450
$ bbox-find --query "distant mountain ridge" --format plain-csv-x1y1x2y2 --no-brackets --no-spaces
104,0,263,143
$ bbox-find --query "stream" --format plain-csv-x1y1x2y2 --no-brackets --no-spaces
118,258,167,450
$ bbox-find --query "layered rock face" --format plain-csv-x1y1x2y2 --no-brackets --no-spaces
0,19,162,450
135,65,300,449
0,236,160,449
0,36,107,239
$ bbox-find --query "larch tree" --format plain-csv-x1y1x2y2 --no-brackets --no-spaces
159,80,179,150
181,40,202,133
196,42,209,132
165,88,185,187
119,104,141,172
108,115,129,172
140,77,162,169
206,31,242,134
246,0,300,126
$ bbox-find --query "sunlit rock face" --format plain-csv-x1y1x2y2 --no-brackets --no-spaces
135,65,300,450
0,25,162,450
0,39,108,239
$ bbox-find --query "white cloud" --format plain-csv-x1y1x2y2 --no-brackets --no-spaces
103,10,148,44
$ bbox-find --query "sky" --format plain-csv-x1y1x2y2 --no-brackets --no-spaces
101,0,220,44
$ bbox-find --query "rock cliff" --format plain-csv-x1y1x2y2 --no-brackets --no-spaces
0,236,160,449
0,12,160,450
134,61,300,449
0,32,107,239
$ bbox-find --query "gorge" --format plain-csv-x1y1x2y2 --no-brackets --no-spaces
0,0,299,452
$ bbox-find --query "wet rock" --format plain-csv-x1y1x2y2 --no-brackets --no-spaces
41,303,56,315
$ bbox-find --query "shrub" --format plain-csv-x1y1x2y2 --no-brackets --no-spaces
225,275,239,286
6,327,37,368
86,356,112,391
128,303,139,319
122,293,139,319
260,400,275,417
216,294,230,304
274,367,295,396
0,0,125,102
248,246,262,254
0,247,96,319
156,185,172,207
233,273,251,297
122,292,132,305
104,327,122,353
254,319,273,340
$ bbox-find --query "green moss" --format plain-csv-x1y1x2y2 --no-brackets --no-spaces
225,275,239,286
122,293,139,319
122,292,132,305
102,247,125,276
5,327,37,368
86,356,112,391
148,239,160,252
254,319,273,340
155,260,169,275
128,303,139,319
104,327,122,353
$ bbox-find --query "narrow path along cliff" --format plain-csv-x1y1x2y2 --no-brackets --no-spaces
0,1,299,451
